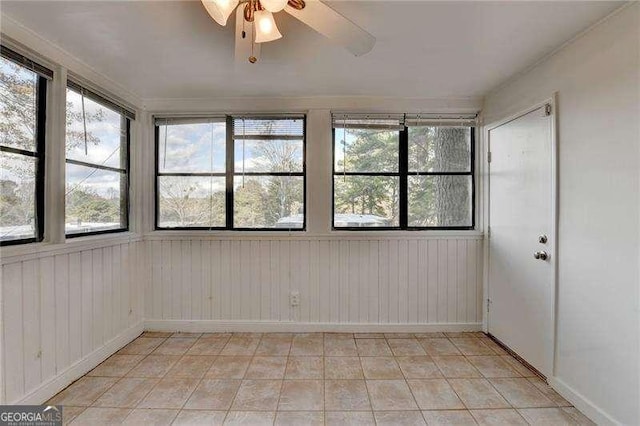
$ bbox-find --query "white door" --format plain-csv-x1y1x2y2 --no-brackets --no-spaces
488,104,555,377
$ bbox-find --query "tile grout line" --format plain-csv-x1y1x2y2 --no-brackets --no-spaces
57,332,582,425
222,332,264,423
271,333,293,424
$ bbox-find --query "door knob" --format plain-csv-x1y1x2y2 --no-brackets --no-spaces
533,251,548,261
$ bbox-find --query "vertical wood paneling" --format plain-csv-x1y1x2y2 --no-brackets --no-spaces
407,240,418,323
22,260,41,393
103,247,113,341
3,262,24,402
418,240,429,323
1,235,482,403
318,241,330,323
191,240,202,320
39,256,56,383
250,241,260,320
145,237,482,327
259,241,270,321
457,241,468,322
428,240,439,323
329,240,339,323
170,241,181,319
92,248,103,350
1,239,143,404
268,240,279,320
437,240,448,322
54,254,69,372
367,241,378,323
121,243,131,328
388,240,399,323
378,240,389,324
161,241,171,319
309,241,319,322
201,240,212,320
68,253,82,363
398,240,408,323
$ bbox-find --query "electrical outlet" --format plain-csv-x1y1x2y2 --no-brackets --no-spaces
290,291,300,307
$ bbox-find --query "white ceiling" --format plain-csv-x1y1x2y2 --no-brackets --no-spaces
1,1,622,100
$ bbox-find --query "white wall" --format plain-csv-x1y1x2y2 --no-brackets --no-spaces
144,236,483,330
141,105,485,332
483,4,640,424
0,17,147,405
0,237,145,404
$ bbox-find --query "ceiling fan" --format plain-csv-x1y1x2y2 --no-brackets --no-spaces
201,0,376,64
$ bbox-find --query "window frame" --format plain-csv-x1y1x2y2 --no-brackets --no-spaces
154,115,307,231
0,48,48,246
332,124,475,231
64,84,131,238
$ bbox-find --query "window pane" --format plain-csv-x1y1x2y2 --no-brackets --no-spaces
408,175,472,227
334,128,398,173
234,139,303,173
66,88,125,169
334,175,399,227
234,176,304,229
0,151,36,241
408,127,471,172
158,122,226,173
158,176,225,228
65,163,125,234
233,118,303,136
0,57,38,152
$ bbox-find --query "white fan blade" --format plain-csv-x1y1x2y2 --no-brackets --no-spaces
285,0,375,56
234,7,261,66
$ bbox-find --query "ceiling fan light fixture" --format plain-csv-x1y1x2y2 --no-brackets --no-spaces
201,0,239,26
260,0,289,13
254,10,282,43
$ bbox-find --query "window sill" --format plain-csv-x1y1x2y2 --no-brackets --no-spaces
145,229,484,241
0,231,142,263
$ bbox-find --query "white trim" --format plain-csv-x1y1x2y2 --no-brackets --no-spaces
548,377,619,426
0,232,143,264
143,231,484,242
483,97,558,378
12,321,143,405
143,96,483,115
144,320,482,334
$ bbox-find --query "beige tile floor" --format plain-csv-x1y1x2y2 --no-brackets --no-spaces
49,332,594,425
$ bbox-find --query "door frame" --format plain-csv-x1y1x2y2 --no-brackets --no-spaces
481,94,559,377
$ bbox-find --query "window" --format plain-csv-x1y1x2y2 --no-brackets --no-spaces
65,82,133,236
333,114,475,230
156,115,305,230
0,46,50,245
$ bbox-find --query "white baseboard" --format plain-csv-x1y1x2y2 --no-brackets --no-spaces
13,321,144,405
144,320,482,333
548,376,619,426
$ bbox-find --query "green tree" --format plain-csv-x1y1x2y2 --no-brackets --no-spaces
408,127,470,226
334,129,399,224
66,187,119,223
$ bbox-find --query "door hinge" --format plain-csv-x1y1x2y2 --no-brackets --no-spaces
544,104,552,116
487,151,492,163
487,226,491,238
487,298,491,312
